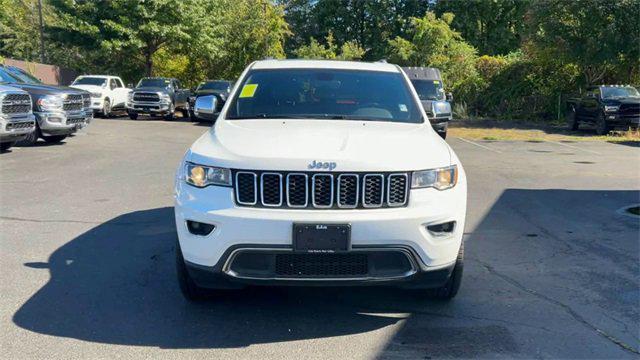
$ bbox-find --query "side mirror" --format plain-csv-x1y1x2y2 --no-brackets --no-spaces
194,95,218,118
446,92,453,102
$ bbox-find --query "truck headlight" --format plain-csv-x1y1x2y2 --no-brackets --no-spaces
604,105,619,112
37,95,63,111
160,93,171,103
411,165,458,190
91,92,102,98
185,162,231,188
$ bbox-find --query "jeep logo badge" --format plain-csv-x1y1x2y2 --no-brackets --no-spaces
308,160,336,171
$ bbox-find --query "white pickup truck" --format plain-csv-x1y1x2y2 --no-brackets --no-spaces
70,75,130,117
174,60,468,301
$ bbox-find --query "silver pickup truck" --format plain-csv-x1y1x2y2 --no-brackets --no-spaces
0,85,36,152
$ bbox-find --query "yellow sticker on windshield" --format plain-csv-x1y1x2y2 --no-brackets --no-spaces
239,84,258,98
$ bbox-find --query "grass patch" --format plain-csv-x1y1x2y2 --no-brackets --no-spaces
449,120,640,142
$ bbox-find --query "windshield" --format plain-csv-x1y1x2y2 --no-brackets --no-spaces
410,79,445,101
198,81,230,91
4,66,41,84
601,86,640,99
137,78,171,88
73,77,107,86
0,68,21,83
226,69,423,123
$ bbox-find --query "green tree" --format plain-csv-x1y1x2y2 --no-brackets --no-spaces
388,12,478,90
294,33,365,60
434,0,530,56
526,0,640,85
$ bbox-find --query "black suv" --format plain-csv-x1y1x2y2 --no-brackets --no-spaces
127,77,190,120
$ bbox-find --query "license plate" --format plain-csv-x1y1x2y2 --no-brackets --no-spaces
293,223,351,253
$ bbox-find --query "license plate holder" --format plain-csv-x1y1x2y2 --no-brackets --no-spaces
293,223,351,253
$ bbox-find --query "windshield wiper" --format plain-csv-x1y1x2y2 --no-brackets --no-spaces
227,114,304,120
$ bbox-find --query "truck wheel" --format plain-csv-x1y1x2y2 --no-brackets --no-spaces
427,241,464,300
41,134,67,143
164,104,175,121
566,107,579,131
438,130,447,140
15,128,39,146
128,112,138,120
0,142,14,152
102,98,112,118
176,240,207,301
182,102,190,119
595,112,610,135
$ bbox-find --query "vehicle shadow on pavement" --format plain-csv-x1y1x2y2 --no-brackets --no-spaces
11,207,427,349
12,189,640,356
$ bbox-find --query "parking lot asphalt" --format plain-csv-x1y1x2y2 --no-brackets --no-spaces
1,117,639,359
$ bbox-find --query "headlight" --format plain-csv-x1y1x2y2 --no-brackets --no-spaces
37,95,63,111
185,162,231,188
411,165,458,190
91,92,102,98
433,101,451,115
604,105,619,112
128,92,134,101
160,93,171,103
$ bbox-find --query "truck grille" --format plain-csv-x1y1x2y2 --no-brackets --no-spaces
619,103,640,116
233,170,409,209
1,93,31,114
5,121,35,130
82,93,91,109
63,94,83,111
133,92,160,102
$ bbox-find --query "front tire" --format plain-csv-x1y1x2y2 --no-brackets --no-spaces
164,103,175,121
566,107,579,131
41,134,67,143
182,102,190,119
128,111,138,120
102,98,112,118
427,241,464,300
15,128,39,146
0,142,14,152
595,112,610,135
176,241,206,301
438,131,447,140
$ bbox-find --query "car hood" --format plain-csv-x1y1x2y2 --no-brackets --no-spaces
70,84,105,93
603,98,640,106
133,86,169,93
194,90,226,97
5,83,85,96
187,119,452,172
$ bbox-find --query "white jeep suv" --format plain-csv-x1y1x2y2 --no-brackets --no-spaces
174,60,467,301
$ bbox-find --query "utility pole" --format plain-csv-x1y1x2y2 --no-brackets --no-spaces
37,0,46,63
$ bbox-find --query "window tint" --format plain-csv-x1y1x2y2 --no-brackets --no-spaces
115,79,123,88
110,79,117,90
226,69,423,123
410,79,445,101
74,77,107,86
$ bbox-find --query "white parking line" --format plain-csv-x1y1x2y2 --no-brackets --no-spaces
547,141,601,155
456,137,502,153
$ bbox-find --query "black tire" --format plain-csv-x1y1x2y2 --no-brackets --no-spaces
566,107,579,131
15,128,39,146
0,141,14,152
164,103,175,121
439,131,447,140
176,241,207,301
102,98,112,118
41,134,67,143
128,111,138,120
427,241,464,300
595,112,610,135
182,102,190,119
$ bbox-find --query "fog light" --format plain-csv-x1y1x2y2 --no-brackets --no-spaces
427,221,456,234
186,220,215,236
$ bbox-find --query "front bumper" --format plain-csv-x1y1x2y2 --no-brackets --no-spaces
36,110,92,136
0,114,36,143
605,113,640,127
174,173,466,286
127,101,171,114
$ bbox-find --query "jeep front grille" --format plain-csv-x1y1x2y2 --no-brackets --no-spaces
133,92,160,102
233,170,409,209
1,93,31,115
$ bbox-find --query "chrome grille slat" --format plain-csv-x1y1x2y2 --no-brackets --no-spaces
260,173,283,207
233,170,408,209
1,93,31,115
363,174,384,208
312,174,334,208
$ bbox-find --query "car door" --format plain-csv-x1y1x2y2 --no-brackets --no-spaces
583,87,601,121
113,78,128,107
174,80,189,107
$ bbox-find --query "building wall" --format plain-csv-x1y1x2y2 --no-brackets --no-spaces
3,58,77,86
